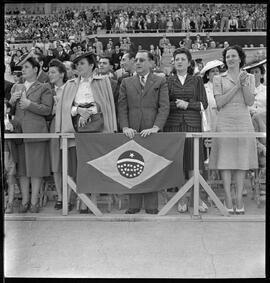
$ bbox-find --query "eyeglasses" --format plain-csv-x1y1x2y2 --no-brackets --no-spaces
135,58,146,63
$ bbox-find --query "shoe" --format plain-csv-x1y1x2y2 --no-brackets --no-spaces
177,202,188,213
235,206,245,215
199,200,208,213
79,208,89,214
29,203,40,213
18,202,30,213
125,208,140,214
223,201,234,215
145,209,159,214
5,202,14,214
68,202,74,211
242,188,248,196
54,200,63,210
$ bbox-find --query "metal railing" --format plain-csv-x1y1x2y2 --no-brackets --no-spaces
4,132,266,218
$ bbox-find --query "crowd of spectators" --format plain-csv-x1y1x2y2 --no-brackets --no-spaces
5,4,267,43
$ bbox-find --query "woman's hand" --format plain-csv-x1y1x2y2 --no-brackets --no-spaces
239,70,249,86
78,116,89,128
77,107,92,120
10,91,22,104
176,99,189,109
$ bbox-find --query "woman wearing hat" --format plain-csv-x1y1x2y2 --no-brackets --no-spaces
55,51,117,213
200,60,224,131
9,57,53,213
243,59,266,116
209,45,258,215
164,47,209,213
48,59,74,211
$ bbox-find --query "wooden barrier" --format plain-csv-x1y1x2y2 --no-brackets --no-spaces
4,132,266,217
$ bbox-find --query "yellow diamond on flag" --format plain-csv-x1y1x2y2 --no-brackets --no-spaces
87,140,172,189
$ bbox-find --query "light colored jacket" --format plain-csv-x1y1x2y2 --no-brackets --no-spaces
55,75,117,147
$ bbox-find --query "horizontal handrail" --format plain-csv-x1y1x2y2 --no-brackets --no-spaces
4,132,267,139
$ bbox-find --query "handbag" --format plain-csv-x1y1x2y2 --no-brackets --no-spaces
73,102,104,133
200,102,211,132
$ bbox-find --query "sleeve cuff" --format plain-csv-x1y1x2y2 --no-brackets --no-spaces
71,106,78,117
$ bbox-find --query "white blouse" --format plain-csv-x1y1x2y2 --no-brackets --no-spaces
249,83,266,114
204,81,218,131
71,77,95,116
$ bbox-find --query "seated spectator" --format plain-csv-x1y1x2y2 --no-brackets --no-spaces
183,32,193,50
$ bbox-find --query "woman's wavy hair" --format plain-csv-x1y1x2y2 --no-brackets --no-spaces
172,47,194,75
222,45,246,69
49,59,68,83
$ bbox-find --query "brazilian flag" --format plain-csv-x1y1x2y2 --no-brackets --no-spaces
75,133,186,194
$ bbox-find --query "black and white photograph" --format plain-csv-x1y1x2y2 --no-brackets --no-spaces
3,1,267,279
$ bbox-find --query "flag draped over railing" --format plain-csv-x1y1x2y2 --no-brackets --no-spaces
75,133,186,194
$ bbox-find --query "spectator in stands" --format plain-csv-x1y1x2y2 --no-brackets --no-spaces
48,59,73,211
223,41,230,49
209,45,258,215
56,51,117,213
9,57,53,213
173,16,182,32
104,43,115,58
183,33,193,50
220,8,230,32
200,59,224,131
159,34,170,55
32,53,50,83
228,15,238,31
192,34,203,51
203,32,213,49
164,48,208,213
63,60,77,79
56,44,70,62
98,56,117,80
244,59,266,115
93,37,103,56
117,51,136,84
111,44,123,71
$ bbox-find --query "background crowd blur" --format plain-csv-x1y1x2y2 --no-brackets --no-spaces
5,3,267,43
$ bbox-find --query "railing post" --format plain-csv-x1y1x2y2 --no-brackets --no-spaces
62,135,68,216
193,136,200,216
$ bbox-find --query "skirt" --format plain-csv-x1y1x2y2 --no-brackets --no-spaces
164,122,205,176
209,103,258,170
24,141,51,177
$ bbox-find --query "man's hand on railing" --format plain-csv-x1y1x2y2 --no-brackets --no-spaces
123,127,137,139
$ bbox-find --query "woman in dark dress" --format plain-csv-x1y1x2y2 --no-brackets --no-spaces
164,48,208,213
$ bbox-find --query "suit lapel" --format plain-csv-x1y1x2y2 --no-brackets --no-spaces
142,73,155,96
131,75,143,94
26,81,40,98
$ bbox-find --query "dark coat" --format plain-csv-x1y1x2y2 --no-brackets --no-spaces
5,80,14,101
118,72,169,131
165,74,208,129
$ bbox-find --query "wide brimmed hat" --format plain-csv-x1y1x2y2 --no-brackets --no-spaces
72,51,97,66
200,60,224,76
243,58,267,71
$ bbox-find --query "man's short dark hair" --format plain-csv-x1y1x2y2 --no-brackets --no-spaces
99,55,113,66
136,50,154,61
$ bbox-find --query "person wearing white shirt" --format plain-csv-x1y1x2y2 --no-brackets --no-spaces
243,59,266,116
200,60,224,131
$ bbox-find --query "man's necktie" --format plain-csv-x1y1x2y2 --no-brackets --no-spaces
140,76,145,89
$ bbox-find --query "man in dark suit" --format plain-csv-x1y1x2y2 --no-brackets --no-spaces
118,50,170,214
